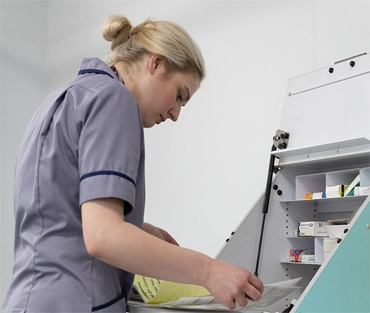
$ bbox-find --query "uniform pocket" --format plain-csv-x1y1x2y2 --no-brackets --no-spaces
92,293,125,312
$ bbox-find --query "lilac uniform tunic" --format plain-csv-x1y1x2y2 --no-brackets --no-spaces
2,58,145,313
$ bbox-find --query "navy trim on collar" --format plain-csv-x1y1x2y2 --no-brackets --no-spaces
78,69,114,79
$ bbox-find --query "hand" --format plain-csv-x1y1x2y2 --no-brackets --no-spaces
142,222,179,246
203,259,264,310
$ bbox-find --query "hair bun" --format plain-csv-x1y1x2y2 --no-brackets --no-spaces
102,15,132,47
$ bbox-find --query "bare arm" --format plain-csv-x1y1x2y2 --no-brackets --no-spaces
82,198,263,309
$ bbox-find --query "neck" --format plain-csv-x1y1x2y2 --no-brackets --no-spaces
114,61,146,108
114,62,134,91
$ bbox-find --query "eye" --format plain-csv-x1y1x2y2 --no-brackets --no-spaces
176,93,183,102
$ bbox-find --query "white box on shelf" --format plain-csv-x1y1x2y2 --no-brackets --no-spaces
298,221,329,237
325,185,347,198
301,254,316,263
354,186,370,196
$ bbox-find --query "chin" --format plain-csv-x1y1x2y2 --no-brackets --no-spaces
143,121,156,128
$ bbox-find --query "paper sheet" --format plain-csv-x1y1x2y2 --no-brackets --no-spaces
130,275,302,311
133,275,210,304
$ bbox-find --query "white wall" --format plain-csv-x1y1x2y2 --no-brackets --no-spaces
1,0,369,306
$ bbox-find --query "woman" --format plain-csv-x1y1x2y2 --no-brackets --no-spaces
2,15,263,312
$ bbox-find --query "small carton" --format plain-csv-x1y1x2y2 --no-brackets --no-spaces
354,186,370,196
289,249,303,262
300,250,315,263
325,185,348,198
298,221,329,237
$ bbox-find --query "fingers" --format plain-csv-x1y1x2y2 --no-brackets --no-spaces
243,275,264,302
217,279,263,309
167,235,180,246
201,260,264,310
229,272,264,309
250,273,264,294
222,292,248,310
222,297,237,310
232,286,260,309
235,292,249,308
160,229,180,245
142,223,180,245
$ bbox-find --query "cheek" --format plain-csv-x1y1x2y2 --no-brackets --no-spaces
163,84,177,107
148,80,176,112
154,91,174,111
163,94,175,109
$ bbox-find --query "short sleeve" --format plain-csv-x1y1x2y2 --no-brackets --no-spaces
74,81,142,214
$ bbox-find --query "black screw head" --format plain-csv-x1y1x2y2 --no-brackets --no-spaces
277,190,283,196
273,184,278,190
278,143,287,149
328,67,334,73
350,61,355,67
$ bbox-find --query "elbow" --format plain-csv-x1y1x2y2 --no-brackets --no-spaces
81,198,126,260
84,240,100,259
83,229,107,259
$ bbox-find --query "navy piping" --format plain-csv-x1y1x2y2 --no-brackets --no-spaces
92,292,125,312
80,170,136,187
78,69,114,79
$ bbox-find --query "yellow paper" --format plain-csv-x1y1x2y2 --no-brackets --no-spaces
133,275,210,304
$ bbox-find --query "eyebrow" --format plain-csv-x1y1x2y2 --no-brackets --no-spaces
184,86,190,101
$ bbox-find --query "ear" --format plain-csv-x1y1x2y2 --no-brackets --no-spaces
148,54,165,75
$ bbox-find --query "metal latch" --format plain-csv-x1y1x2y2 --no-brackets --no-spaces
273,129,290,150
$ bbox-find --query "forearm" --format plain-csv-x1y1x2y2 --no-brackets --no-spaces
82,199,212,287
107,222,212,285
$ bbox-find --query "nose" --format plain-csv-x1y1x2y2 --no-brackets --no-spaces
168,105,181,122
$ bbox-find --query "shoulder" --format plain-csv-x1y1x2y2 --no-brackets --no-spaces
66,58,141,124
72,79,137,111
73,58,137,106
95,81,137,107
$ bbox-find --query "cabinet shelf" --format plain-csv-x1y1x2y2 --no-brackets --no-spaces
286,236,327,239
281,261,322,266
280,196,366,214
280,195,367,206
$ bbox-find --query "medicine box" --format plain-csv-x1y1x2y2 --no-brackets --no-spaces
301,254,316,263
325,185,348,198
298,221,329,237
354,186,370,196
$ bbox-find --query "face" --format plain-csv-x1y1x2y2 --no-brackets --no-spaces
135,55,200,128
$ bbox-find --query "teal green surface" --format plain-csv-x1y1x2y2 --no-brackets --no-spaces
295,199,370,313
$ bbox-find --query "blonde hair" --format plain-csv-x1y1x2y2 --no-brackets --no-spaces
102,15,205,81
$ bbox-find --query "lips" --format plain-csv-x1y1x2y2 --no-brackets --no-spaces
156,115,164,125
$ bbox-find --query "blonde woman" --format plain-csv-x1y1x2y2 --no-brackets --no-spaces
3,15,263,313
